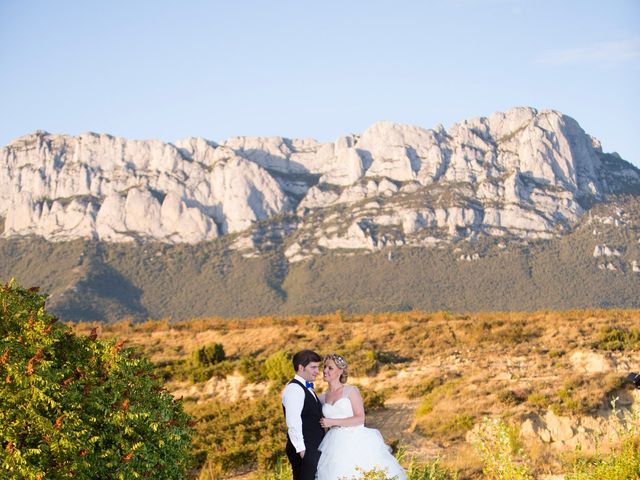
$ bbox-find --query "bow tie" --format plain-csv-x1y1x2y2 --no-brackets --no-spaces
305,381,314,389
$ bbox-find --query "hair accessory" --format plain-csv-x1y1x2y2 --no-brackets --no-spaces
331,354,347,370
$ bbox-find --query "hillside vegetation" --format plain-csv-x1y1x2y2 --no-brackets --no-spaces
2,195,639,322
71,309,640,479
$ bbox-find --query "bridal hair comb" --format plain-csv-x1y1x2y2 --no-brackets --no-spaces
325,353,348,370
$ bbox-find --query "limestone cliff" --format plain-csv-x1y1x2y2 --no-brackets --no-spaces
2,107,638,258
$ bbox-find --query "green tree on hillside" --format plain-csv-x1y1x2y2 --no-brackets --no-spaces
192,343,226,367
0,280,193,480
263,350,292,386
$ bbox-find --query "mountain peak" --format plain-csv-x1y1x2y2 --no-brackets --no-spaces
1,108,638,253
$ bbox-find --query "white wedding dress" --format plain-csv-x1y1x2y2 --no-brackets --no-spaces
316,385,406,480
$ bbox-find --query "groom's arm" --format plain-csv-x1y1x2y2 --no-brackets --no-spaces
282,384,307,455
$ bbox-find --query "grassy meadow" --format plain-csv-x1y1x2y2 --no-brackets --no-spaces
71,309,640,479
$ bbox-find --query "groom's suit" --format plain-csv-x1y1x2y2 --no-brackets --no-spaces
282,376,325,480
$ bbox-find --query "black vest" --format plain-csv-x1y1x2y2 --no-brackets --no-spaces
283,378,325,450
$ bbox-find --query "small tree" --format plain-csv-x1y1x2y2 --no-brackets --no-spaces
263,350,292,385
192,343,225,368
0,280,193,480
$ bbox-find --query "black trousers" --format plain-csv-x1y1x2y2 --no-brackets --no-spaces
286,443,321,480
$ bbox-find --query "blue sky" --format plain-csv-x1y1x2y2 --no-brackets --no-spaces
1,0,639,166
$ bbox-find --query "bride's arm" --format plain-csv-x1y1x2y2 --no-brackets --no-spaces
322,387,365,427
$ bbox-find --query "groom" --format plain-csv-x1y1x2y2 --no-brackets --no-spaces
282,349,324,480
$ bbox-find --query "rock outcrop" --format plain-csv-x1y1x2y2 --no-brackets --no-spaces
520,389,640,451
2,107,639,255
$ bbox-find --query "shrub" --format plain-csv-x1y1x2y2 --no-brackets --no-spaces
418,414,475,442
415,380,460,417
0,280,193,480
349,466,399,479
189,359,234,383
565,399,640,480
263,350,292,385
238,355,267,383
548,349,565,358
413,379,474,442
362,350,381,375
188,396,286,475
153,358,188,382
593,326,640,351
187,343,230,383
192,342,226,367
407,376,445,399
551,387,582,416
526,392,550,410
359,386,386,411
355,450,458,480
550,374,625,415
497,389,526,406
263,457,293,480
338,338,382,376
472,418,533,480
403,455,459,480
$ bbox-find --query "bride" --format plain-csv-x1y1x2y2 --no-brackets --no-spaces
316,354,407,480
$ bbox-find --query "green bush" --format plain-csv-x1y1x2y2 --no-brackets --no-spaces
157,351,268,385
188,395,287,475
338,339,383,376
0,280,193,480
472,418,533,480
186,343,230,383
189,359,234,383
593,326,640,351
153,358,188,382
526,392,550,410
192,343,225,367
359,385,386,411
415,380,460,417
497,389,525,406
263,456,293,480
361,350,380,375
548,374,624,416
238,355,267,383
263,350,292,385
566,439,640,480
407,376,445,399
403,455,459,480
418,414,475,441
565,400,640,480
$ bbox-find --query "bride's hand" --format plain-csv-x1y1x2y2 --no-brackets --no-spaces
319,417,334,428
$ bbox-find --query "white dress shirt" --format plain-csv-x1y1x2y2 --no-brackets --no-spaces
281,374,318,453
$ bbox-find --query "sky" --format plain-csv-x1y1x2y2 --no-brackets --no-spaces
1,0,639,166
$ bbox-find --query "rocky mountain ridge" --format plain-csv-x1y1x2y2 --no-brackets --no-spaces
3,107,639,262
2,107,640,321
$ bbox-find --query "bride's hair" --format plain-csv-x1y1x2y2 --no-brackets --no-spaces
325,353,348,383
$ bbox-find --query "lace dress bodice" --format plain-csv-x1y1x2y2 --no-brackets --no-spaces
321,386,355,420
316,385,406,479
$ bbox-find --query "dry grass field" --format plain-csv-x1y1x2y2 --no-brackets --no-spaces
71,309,640,478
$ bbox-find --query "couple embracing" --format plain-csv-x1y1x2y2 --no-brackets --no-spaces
281,350,406,480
